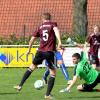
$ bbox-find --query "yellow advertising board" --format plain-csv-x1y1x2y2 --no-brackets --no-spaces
0,48,37,67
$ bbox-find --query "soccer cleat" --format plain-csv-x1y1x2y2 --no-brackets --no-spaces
45,95,53,99
14,85,22,91
59,88,70,93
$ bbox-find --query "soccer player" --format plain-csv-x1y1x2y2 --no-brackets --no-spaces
84,25,100,70
42,47,70,84
43,41,81,85
14,12,61,99
59,47,100,92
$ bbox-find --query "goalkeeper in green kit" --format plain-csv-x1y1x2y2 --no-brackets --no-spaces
60,47,100,92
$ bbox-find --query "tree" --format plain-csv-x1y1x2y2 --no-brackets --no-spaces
72,0,88,36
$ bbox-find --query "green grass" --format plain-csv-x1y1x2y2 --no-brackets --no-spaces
0,68,100,100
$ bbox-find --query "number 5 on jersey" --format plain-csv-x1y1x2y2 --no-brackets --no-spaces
43,30,49,41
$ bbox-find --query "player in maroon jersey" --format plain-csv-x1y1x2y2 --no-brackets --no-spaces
14,13,61,99
84,25,100,70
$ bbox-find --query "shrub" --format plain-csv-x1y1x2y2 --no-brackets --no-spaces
0,33,86,45
61,33,86,44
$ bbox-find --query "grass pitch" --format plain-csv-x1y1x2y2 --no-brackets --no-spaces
0,68,100,100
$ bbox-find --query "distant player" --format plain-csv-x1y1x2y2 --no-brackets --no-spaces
42,47,70,84
14,12,61,99
84,25,100,70
60,47,100,93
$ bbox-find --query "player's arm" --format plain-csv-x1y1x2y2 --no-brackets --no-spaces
27,28,39,54
82,41,89,53
53,27,62,49
27,36,36,54
76,33,91,48
84,34,92,48
84,41,89,48
74,40,90,53
67,75,78,91
82,34,91,53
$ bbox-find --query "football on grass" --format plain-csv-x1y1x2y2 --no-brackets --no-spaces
34,80,44,90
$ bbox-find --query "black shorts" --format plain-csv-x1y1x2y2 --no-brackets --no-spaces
33,51,55,69
88,54,100,67
82,73,100,91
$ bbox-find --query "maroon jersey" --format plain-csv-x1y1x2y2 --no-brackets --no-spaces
32,21,57,52
86,33,100,55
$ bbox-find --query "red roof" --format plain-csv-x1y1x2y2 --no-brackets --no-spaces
0,0,100,37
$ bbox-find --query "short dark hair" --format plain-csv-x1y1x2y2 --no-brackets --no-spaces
72,53,81,59
42,13,51,20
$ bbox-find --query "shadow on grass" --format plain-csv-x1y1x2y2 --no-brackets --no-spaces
0,92,18,95
58,89,100,99
67,96,100,99
68,89,100,99
79,89,100,92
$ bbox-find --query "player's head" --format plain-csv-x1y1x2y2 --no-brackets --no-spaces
42,13,51,22
93,25,100,35
72,53,81,64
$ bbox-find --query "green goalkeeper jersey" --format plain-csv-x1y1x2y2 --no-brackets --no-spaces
75,51,99,84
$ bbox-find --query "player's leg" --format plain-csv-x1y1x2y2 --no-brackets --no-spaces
77,83,96,92
42,51,57,85
45,68,56,98
95,56,100,71
77,75,100,92
14,64,37,91
19,64,37,87
77,84,84,91
14,51,43,91
56,51,70,81
89,54,98,69
45,51,56,98
59,60,70,81
43,66,50,84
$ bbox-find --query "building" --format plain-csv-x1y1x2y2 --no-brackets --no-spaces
0,0,100,38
